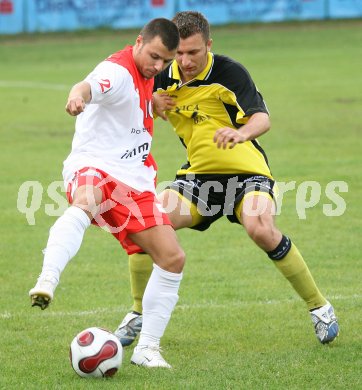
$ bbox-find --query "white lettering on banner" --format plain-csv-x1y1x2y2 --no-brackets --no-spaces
35,0,143,13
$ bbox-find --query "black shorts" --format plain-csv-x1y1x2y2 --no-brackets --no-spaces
167,173,276,231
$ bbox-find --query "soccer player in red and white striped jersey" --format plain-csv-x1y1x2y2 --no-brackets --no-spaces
29,18,183,369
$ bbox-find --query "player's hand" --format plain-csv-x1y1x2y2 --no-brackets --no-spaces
152,93,175,120
213,127,247,149
65,96,86,116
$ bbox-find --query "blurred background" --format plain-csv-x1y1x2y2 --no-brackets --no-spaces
1,0,362,35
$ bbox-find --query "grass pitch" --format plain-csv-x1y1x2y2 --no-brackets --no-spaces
1,19,362,389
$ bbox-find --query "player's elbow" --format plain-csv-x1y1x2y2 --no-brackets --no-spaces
252,112,271,133
263,113,271,133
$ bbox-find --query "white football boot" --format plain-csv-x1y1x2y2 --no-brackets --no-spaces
131,343,171,368
29,274,58,310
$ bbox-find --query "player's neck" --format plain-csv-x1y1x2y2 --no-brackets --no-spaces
180,73,193,84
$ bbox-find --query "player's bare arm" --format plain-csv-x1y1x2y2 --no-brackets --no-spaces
65,81,92,116
152,92,176,120
213,112,271,149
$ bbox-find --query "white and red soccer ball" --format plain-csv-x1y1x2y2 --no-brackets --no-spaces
70,327,123,378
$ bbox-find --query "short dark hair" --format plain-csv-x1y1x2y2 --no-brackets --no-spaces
140,18,180,51
172,11,210,42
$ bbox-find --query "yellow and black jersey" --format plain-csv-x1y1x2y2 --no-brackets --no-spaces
154,52,273,179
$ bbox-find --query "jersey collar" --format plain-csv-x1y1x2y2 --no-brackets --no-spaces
169,52,214,83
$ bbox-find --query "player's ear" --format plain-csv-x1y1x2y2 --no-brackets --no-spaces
135,35,143,48
207,39,213,52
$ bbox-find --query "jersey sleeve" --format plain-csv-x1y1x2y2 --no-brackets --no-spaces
219,59,269,120
85,61,127,104
153,67,170,92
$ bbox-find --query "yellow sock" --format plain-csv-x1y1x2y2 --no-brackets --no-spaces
273,243,327,310
129,253,153,314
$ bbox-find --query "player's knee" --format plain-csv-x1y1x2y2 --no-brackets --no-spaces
246,223,264,243
171,247,186,272
162,247,185,273
245,219,279,249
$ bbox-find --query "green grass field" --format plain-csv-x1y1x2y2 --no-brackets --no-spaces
1,19,362,389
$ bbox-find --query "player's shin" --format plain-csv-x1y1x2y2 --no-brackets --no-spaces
268,236,327,310
39,206,91,281
29,206,91,308
129,253,153,314
138,263,182,346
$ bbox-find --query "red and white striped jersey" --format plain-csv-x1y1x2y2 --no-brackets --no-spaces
63,46,157,192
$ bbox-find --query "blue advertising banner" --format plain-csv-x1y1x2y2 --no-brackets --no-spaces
26,0,175,33
298,0,326,20
328,0,362,18
1,0,361,35
177,0,327,24
0,0,24,34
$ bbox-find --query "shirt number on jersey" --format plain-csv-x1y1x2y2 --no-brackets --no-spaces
98,79,111,93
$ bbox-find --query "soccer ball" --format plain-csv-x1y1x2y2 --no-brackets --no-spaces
69,327,123,378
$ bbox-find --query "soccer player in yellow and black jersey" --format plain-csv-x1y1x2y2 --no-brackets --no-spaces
115,11,339,346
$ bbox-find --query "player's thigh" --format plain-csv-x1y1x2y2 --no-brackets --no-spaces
158,189,195,229
72,185,103,205
236,192,276,227
72,185,103,218
238,193,282,250
128,224,185,273
67,168,104,216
